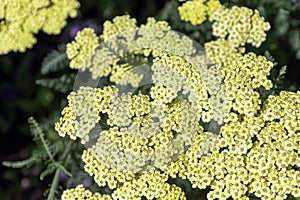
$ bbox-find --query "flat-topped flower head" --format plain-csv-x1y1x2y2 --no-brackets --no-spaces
178,0,224,25
212,6,270,47
62,184,112,200
57,9,300,199
66,28,99,70
0,0,80,54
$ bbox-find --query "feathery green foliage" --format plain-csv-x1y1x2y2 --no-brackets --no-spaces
36,74,76,93
41,45,69,75
28,117,55,161
2,157,36,169
36,45,75,94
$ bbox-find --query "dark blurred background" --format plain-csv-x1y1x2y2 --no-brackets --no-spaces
0,0,299,199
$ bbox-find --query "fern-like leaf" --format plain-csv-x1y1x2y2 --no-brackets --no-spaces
40,162,72,180
2,157,36,168
41,44,68,75
35,74,75,93
40,164,56,180
264,50,278,66
28,117,55,161
51,162,72,177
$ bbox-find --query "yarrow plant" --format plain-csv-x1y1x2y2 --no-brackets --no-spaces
3,0,300,200
53,0,300,198
0,0,80,54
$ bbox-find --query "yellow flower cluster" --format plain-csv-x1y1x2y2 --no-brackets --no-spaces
65,15,226,124
152,52,226,124
55,86,117,144
212,6,270,47
66,16,171,85
178,0,224,25
66,28,100,70
205,39,273,120
57,84,203,173
82,148,187,200
61,184,112,200
262,91,300,134
167,91,300,200
101,15,137,42
112,170,185,200
245,92,300,199
59,11,300,200
0,0,80,54
205,38,244,68
82,149,134,189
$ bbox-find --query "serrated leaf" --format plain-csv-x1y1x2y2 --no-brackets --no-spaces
41,45,69,75
35,74,75,93
28,117,55,161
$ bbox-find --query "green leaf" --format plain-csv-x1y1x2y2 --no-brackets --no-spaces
41,44,68,75
264,51,278,66
40,165,56,180
288,30,300,58
51,162,72,177
274,9,289,36
2,157,36,168
278,65,287,77
35,74,75,93
28,117,54,161
40,162,72,180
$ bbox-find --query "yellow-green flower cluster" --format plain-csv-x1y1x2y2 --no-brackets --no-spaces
90,91,201,173
168,91,300,200
66,28,100,70
82,148,134,189
0,0,79,54
222,52,273,117
178,0,224,25
205,38,244,68
261,90,300,134
205,39,273,120
82,148,187,200
245,92,300,199
55,86,117,144
65,15,225,124
111,170,186,200
61,184,112,200
56,81,205,173
212,6,270,47
101,15,137,42
151,52,226,124
59,12,300,200
66,16,171,85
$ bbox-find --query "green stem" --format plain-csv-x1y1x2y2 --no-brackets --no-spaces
47,169,60,200
47,141,72,200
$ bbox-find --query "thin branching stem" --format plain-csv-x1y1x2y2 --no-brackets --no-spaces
47,141,72,200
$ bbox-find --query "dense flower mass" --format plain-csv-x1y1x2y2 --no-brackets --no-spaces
178,0,224,25
57,5,300,200
160,91,300,200
212,6,270,47
62,184,112,200
178,1,270,48
66,28,100,70
0,0,80,54
205,38,273,120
